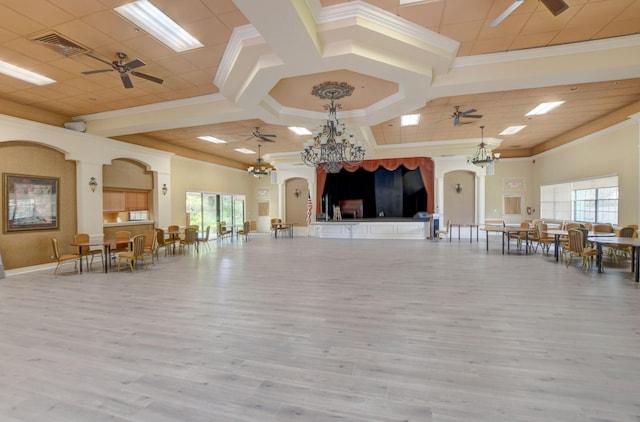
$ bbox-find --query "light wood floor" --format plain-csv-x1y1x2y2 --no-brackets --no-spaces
1,234,640,421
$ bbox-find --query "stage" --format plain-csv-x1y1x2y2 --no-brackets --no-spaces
309,217,434,240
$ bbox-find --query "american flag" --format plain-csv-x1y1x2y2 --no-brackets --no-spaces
306,191,312,224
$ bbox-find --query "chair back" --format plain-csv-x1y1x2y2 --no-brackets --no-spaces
143,230,155,249
51,238,61,260
568,229,584,253
593,223,613,233
184,227,197,243
564,222,580,231
74,233,90,254
243,221,250,234
619,226,635,238
538,223,551,240
217,222,225,236
156,228,167,246
131,235,146,256
201,226,210,241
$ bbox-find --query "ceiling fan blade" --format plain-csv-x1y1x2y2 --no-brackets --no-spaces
81,69,113,75
540,0,568,16
453,116,460,126
461,108,477,115
125,58,146,70
464,114,483,119
259,136,276,143
85,52,116,67
131,71,164,85
260,133,276,137
490,0,524,27
120,73,134,89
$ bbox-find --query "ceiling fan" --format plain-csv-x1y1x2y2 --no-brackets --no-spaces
451,106,483,126
490,0,569,27
246,127,276,143
81,52,164,89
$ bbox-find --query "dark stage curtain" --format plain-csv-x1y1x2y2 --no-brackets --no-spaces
315,157,434,214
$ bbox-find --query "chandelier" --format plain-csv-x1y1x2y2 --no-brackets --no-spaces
247,144,274,178
468,125,495,168
301,81,365,173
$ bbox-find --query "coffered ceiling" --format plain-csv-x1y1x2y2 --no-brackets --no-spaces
1,0,639,170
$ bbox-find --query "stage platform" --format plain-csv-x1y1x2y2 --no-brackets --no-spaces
309,218,432,240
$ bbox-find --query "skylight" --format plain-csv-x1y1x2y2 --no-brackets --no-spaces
114,0,204,52
0,60,55,85
198,136,226,144
499,125,527,135
235,148,255,154
525,101,565,116
401,114,420,126
288,127,312,135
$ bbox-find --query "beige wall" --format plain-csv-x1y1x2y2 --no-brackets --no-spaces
0,142,77,270
486,159,535,222
170,157,257,227
284,177,309,226
531,123,638,226
442,170,475,224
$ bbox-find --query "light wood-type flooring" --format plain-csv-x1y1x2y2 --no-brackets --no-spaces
1,234,640,421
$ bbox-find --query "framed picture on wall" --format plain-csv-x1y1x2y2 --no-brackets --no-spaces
4,174,59,232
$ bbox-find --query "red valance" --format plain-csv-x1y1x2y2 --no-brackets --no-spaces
315,157,434,215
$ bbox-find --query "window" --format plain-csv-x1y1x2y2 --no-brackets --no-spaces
185,191,245,231
541,176,618,224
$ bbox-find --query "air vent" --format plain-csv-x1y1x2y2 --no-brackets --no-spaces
32,33,89,57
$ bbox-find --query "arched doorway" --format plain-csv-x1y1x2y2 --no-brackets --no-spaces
285,177,309,225
442,170,475,224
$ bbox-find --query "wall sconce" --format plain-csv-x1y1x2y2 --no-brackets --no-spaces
294,188,301,198
88,177,98,192
162,184,168,196
455,183,463,194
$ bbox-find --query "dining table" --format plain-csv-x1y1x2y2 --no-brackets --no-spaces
449,223,480,243
544,229,616,262
590,237,640,281
70,239,117,273
499,226,535,255
272,222,294,239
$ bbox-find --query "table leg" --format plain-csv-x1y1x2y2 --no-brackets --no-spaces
458,226,461,241
554,235,560,262
104,244,110,274
502,232,506,255
596,243,603,273
486,230,489,251
469,226,472,243
525,232,529,255
635,246,639,282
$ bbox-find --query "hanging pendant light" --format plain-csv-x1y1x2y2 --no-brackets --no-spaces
247,144,274,178
468,125,495,168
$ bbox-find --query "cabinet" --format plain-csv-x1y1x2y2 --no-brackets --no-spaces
103,191,125,212
103,190,148,212
126,191,148,211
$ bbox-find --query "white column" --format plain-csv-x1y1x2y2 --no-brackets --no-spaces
76,161,104,238
476,173,486,224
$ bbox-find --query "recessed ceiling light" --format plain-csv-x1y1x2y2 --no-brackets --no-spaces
499,125,527,135
235,148,255,154
288,127,312,135
525,101,565,116
0,60,55,85
198,136,226,144
114,0,204,52
401,114,420,126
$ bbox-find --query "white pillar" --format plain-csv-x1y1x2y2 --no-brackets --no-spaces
76,161,104,238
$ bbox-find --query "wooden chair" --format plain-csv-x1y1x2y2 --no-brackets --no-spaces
609,226,635,263
270,218,291,238
197,225,211,251
51,238,80,275
236,221,251,241
592,223,613,233
117,234,148,272
435,219,450,240
534,223,554,256
155,228,175,256
110,230,131,265
74,233,103,271
180,227,198,253
217,221,232,241
167,224,181,243
143,229,158,263
565,229,598,271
